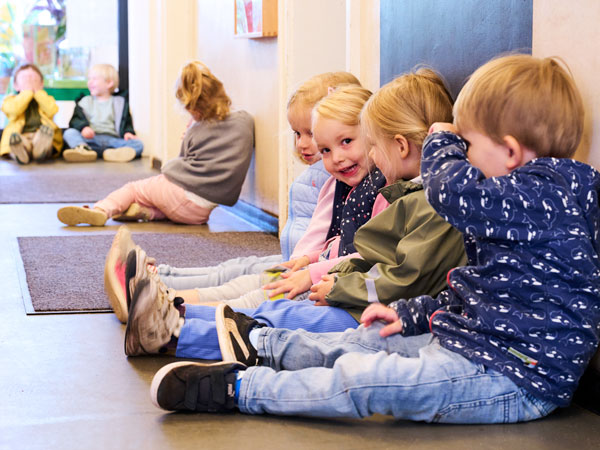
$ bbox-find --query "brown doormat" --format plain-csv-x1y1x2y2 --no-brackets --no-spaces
0,159,157,203
17,232,280,314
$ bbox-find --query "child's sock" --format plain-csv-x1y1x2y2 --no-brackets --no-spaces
249,327,261,350
234,370,245,403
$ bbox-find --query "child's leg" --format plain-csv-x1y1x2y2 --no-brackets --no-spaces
93,175,166,219
157,254,283,290
238,326,557,422
189,274,264,305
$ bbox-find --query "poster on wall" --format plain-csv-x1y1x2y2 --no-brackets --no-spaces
234,0,277,38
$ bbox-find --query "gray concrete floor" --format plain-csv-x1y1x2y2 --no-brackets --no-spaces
1,158,599,450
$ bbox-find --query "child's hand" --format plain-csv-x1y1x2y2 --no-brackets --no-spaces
428,122,458,135
308,274,335,306
263,269,312,299
124,132,137,140
81,126,95,139
277,256,310,274
361,303,403,337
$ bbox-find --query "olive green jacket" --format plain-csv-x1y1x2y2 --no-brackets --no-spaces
325,179,467,320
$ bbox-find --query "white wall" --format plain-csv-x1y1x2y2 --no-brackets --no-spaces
533,0,600,169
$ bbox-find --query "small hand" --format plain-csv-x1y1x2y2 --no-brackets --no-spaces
428,122,458,135
263,269,312,299
308,274,335,306
81,126,95,139
277,256,310,274
124,132,137,140
361,303,403,337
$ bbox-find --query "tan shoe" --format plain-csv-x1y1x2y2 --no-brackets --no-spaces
32,125,54,161
63,145,98,162
103,146,136,162
9,133,30,164
57,205,108,226
112,203,152,222
104,226,137,323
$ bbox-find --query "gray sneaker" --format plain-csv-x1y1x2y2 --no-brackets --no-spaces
124,252,183,356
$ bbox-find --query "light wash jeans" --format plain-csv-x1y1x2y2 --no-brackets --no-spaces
63,128,144,157
157,254,282,290
237,323,557,423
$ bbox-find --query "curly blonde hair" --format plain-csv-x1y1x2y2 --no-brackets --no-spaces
312,84,373,127
454,54,584,158
175,61,231,121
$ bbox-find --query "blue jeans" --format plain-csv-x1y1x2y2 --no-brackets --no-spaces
237,324,557,423
63,128,144,157
158,254,282,290
176,299,359,360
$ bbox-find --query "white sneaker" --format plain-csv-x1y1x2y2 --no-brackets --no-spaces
63,145,97,162
103,146,136,162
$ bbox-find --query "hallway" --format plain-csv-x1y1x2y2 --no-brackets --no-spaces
1,159,599,449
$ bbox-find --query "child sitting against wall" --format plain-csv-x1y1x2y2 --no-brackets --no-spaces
103,71,360,323
150,54,600,423
0,64,62,164
62,63,143,163
57,61,254,227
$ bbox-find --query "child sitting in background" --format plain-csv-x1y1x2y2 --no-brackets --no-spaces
57,61,254,226
150,54,600,424
0,64,62,164
62,63,143,163
103,71,359,323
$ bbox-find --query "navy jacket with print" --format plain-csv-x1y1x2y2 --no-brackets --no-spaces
389,131,600,407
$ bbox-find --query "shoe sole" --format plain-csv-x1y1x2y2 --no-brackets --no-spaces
104,227,135,323
32,126,54,161
150,361,236,410
63,149,98,162
103,147,136,162
57,206,107,226
112,203,150,222
215,303,253,363
9,134,30,164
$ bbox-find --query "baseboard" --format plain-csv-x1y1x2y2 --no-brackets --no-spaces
220,200,279,234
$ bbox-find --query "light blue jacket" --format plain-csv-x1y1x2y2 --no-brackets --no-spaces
280,160,331,259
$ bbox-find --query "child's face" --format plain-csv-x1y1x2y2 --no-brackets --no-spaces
461,129,511,178
14,68,43,92
87,70,114,97
313,117,370,187
287,107,320,164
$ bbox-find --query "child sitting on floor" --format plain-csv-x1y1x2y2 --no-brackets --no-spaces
62,63,143,163
57,61,254,227
150,54,600,423
121,71,466,360
0,64,62,164
104,71,360,323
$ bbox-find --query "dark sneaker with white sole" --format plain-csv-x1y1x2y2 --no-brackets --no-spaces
150,361,246,412
215,304,263,366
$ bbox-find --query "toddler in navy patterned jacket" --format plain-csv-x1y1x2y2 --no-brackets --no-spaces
148,54,600,424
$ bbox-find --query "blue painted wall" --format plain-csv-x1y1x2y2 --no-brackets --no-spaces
380,0,532,97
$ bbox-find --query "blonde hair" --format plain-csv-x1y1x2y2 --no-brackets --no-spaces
175,61,231,121
287,71,361,163
89,64,120,90
454,54,584,158
361,68,453,153
312,84,373,127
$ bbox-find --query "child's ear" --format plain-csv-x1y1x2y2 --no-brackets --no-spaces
502,135,525,171
393,134,411,159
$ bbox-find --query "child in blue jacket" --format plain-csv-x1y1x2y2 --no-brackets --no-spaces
148,54,600,423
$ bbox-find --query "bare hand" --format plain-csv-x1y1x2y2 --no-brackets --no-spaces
361,303,403,337
263,269,312,299
124,132,137,140
81,126,95,139
308,274,335,306
428,122,458,135
278,256,310,274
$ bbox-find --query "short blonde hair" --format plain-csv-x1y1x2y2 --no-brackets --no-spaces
312,84,373,127
361,68,453,151
175,61,231,121
89,64,120,90
454,54,584,158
